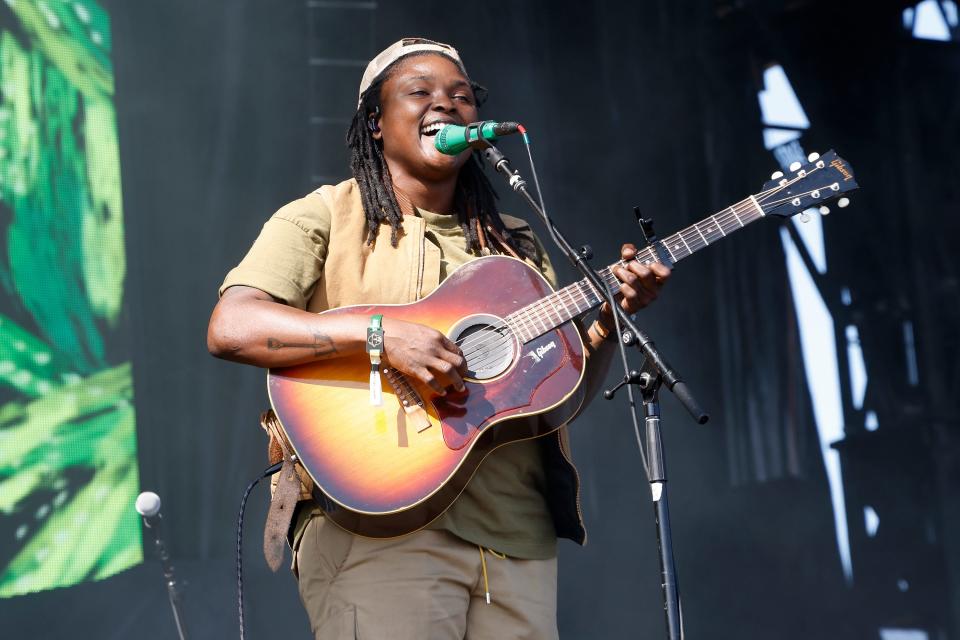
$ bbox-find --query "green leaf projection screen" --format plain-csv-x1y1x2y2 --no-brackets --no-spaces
0,0,141,596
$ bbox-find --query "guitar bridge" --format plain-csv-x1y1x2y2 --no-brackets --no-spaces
382,367,431,432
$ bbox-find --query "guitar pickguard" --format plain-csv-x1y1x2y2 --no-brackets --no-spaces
436,329,569,450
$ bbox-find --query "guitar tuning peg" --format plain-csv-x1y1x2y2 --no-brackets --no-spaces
837,197,850,208
819,206,830,215
799,211,810,223
770,170,784,180
789,161,802,172
807,152,820,162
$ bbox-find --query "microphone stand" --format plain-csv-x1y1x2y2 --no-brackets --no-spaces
143,515,189,640
481,144,707,640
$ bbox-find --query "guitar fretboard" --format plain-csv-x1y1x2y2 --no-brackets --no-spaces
505,195,765,343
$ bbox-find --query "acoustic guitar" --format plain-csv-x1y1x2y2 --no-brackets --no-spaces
268,150,858,537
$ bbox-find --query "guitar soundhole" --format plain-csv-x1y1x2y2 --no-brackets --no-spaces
449,314,516,381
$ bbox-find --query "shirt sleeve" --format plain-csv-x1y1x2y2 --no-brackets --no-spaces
219,192,332,310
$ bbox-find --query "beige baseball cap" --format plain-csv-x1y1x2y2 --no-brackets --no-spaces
357,37,466,108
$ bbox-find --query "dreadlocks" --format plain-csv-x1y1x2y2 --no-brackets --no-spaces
345,55,537,262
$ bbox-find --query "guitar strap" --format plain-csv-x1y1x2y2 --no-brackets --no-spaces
260,409,311,572
483,222,522,260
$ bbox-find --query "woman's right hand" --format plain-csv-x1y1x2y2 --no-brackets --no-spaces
381,318,467,396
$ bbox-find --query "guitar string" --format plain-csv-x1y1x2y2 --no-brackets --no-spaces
454,167,832,357
463,341,516,372
458,194,761,354
757,184,840,210
457,208,778,365
461,274,602,364
509,177,787,324
651,164,831,256
457,272,605,357
457,168,807,352
493,194,763,343
458,260,604,355
456,195,765,356
500,167,837,352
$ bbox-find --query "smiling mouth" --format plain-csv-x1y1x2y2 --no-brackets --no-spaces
419,121,455,137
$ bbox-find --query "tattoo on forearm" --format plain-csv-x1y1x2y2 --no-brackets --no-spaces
266,333,337,357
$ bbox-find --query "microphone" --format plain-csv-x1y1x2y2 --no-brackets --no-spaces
434,121,521,155
136,491,162,524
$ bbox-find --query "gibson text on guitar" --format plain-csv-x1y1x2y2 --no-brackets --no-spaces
268,150,859,537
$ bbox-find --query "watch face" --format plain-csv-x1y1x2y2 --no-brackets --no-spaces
368,333,383,348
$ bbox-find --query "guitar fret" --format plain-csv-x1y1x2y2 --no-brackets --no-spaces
534,307,547,334
553,291,568,320
548,296,563,325
546,294,561,323
664,233,689,260
662,241,678,263
729,206,744,227
712,214,727,236
637,248,658,265
570,284,584,313
512,313,531,343
559,288,574,320
582,281,598,308
562,287,582,315
568,287,585,314
699,222,718,243
514,317,529,343
683,227,705,251
580,282,592,309
594,276,611,302
604,274,618,293
506,317,523,342
523,313,536,340
694,222,709,247
537,298,553,326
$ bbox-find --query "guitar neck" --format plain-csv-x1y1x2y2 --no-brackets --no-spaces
506,195,766,343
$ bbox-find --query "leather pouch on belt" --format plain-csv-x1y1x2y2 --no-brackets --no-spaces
260,409,311,572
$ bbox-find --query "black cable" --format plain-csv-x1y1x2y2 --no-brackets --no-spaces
606,293,651,477
237,461,283,640
517,133,650,475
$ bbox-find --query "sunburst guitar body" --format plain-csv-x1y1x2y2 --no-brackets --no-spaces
268,255,587,538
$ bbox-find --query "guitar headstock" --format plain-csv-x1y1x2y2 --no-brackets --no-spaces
757,150,858,218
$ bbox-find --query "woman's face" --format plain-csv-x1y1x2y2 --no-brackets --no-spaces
373,54,480,183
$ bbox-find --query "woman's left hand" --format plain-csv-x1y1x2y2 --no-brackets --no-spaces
599,243,671,324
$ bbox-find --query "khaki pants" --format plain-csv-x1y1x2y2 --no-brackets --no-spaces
292,512,559,639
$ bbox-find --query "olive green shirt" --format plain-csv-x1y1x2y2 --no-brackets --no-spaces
222,189,558,559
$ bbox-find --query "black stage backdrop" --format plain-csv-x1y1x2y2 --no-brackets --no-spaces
2,1,958,638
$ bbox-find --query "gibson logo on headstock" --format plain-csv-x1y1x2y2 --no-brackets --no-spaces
830,158,853,181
